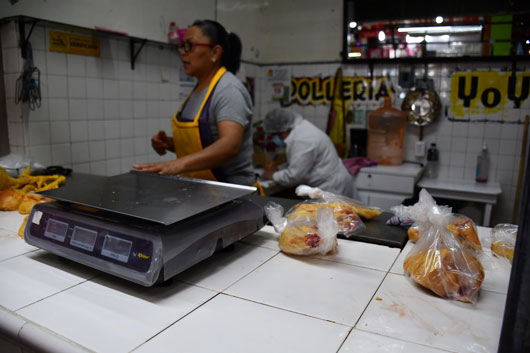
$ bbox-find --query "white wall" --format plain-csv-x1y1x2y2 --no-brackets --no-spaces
2,20,183,175
1,0,344,63
218,0,343,63
0,0,214,43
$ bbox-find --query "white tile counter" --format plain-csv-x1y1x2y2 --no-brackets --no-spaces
0,212,510,353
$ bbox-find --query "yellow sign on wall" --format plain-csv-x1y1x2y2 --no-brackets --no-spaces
450,71,529,118
49,30,100,57
288,76,392,106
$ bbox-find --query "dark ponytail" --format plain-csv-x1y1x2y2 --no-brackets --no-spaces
192,19,242,74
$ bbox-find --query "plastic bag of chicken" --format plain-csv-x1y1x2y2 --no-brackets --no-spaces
294,185,381,237
490,223,517,264
264,201,339,256
394,189,485,303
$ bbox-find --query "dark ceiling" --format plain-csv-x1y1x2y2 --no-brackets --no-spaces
349,0,530,22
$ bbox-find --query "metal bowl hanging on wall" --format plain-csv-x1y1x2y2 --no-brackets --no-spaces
401,78,441,127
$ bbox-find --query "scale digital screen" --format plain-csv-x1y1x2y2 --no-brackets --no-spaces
101,234,132,263
70,226,97,251
44,219,69,242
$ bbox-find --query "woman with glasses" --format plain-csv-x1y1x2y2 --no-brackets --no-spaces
133,20,255,186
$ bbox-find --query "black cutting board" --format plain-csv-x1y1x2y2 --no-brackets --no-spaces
339,211,408,249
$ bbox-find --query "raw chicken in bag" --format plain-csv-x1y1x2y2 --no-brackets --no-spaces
405,213,482,254
264,201,339,256
490,223,517,263
295,185,381,237
393,189,485,303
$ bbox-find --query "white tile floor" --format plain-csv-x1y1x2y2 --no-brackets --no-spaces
0,218,511,353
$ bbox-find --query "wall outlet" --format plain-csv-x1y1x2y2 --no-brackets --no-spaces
415,141,426,157
161,69,170,82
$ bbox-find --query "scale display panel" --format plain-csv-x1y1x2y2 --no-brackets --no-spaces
27,205,156,275
44,219,68,242
102,234,133,263
71,226,97,251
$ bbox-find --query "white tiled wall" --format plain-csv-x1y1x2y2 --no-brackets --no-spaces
252,62,529,225
2,20,181,176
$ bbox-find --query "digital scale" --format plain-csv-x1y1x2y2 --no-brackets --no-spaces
24,171,264,287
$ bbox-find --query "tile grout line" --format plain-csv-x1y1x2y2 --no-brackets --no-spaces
129,244,283,352
336,243,407,353
127,291,222,353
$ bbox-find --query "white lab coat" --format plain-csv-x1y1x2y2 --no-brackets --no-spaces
272,117,356,198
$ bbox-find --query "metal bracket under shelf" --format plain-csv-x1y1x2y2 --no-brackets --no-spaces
18,18,37,59
130,38,147,70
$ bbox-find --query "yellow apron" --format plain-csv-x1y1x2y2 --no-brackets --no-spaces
171,67,227,181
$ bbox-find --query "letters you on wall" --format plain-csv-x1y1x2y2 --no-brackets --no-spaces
450,71,529,119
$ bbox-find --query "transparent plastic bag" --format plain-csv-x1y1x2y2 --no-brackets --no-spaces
394,209,481,254
490,223,517,263
0,154,45,177
296,185,381,219
295,185,380,237
394,189,485,303
264,201,338,255
446,214,482,253
406,222,425,243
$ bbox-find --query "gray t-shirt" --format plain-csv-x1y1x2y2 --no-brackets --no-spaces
180,72,255,185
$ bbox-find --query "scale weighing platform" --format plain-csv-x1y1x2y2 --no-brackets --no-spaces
24,172,264,287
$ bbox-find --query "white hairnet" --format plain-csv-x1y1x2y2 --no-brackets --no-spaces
263,109,300,134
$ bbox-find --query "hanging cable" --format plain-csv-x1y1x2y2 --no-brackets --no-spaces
15,40,41,110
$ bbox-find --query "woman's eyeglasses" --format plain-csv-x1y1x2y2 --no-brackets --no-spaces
177,41,215,53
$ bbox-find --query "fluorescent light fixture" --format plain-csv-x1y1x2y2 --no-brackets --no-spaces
425,34,450,42
406,34,424,43
378,30,386,42
349,21,358,29
348,52,362,58
398,25,482,34
435,16,443,24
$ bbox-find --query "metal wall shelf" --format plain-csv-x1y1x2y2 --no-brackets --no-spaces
2,15,177,70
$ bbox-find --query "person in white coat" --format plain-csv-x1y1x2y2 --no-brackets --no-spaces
261,108,356,198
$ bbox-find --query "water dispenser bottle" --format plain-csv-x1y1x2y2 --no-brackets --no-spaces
367,96,406,165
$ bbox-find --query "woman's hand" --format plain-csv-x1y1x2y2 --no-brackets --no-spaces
151,130,173,155
132,159,184,174
134,121,244,176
